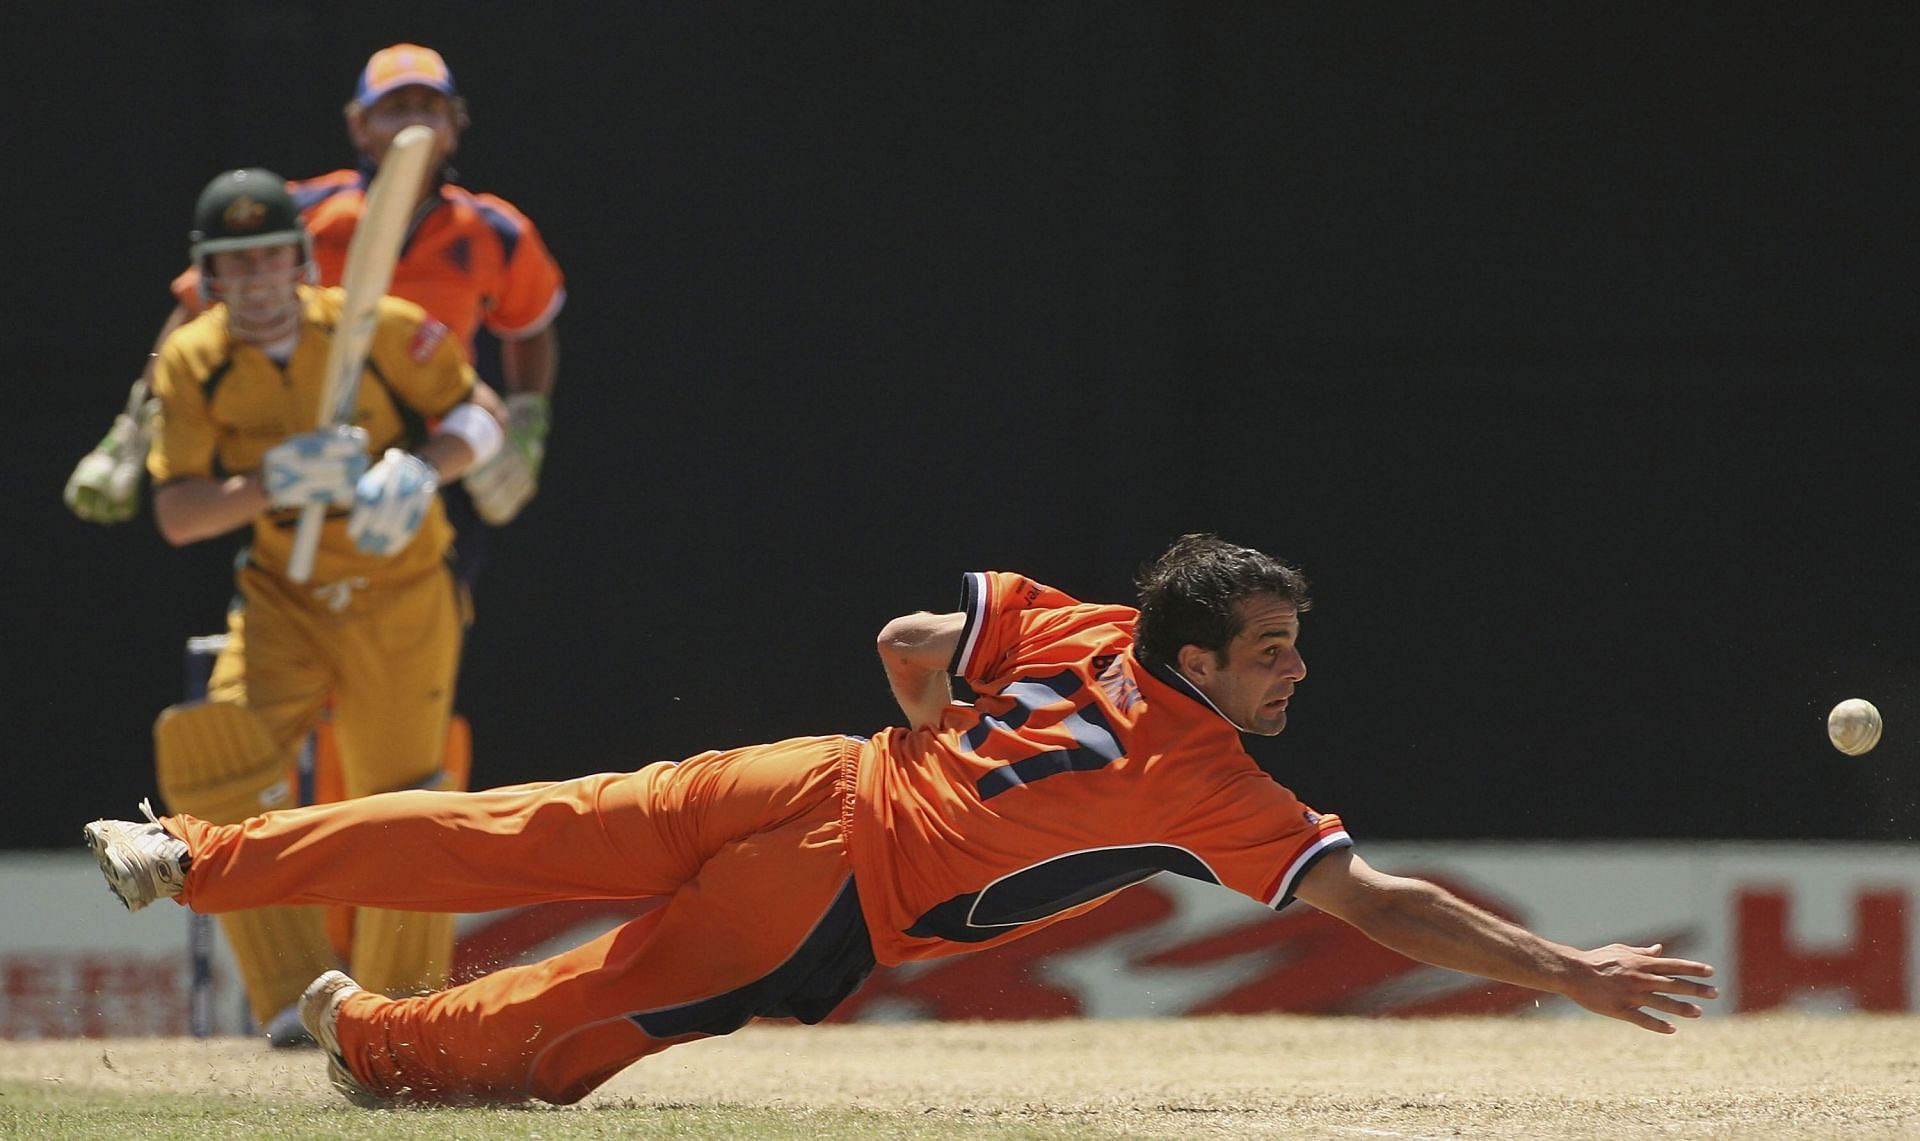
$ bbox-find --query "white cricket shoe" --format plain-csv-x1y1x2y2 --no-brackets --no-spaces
84,798,188,912
301,970,389,1107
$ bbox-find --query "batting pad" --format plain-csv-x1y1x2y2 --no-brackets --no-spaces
352,908,455,998
153,701,296,824
156,701,339,1023
217,907,340,1025
339,716,462,997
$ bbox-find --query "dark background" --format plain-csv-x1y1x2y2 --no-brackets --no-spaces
14,4,1916,849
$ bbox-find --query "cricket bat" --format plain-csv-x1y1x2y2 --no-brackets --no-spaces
286,123,437,583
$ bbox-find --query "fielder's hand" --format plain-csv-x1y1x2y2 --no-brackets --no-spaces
264,427,370,509
1561,942,1718,1034
465,391,549,526
63,383,160,524
349,448,437,556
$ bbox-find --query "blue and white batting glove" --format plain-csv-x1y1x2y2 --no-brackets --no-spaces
348,448,438,556
263,427,370,509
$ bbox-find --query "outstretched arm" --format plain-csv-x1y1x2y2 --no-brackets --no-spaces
1294,849,1718,1033
876,611,965,730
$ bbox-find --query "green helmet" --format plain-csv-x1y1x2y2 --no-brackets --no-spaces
188,168,313,302
189,168,310,262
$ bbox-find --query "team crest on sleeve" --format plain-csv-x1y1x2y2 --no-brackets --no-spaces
408,319,450,363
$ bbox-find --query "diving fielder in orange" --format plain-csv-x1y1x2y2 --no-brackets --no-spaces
87,535,1718,1106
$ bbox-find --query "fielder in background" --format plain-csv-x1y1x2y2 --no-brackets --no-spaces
66,43,565,584
87,534,1718,1107
131,168,506,1048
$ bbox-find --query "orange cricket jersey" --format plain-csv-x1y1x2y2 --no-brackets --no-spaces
849,572,1351,966
172,171,565,356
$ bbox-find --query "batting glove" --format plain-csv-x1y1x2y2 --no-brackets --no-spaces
348,448,437,556
264,427,370,509
465,392,549,526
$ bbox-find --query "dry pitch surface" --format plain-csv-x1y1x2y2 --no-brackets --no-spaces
7,1014,1920,1138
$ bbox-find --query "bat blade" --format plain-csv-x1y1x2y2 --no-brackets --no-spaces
287,123,437,583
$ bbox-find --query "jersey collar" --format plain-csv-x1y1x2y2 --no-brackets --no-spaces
1135,652,1247,731
353,158,456,201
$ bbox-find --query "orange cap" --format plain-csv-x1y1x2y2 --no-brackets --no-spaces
354,43,457,106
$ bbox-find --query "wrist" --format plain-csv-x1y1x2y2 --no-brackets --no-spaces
438,401,504,467
237,470,270,508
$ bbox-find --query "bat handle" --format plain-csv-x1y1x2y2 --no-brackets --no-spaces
287,502,327,583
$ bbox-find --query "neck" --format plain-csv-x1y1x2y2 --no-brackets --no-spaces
230,308,302,350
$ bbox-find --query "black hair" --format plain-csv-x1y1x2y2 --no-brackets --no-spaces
1133,534,1311,665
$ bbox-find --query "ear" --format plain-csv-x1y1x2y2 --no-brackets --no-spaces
344,110,371,155
1175,643,1218,686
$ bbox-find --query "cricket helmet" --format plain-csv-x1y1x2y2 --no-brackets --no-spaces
189,168,308,260
189,168,315,303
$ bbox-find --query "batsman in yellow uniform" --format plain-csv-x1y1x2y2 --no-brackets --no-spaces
146,169,507,1034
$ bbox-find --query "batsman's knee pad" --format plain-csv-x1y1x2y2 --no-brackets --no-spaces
154,702,297,823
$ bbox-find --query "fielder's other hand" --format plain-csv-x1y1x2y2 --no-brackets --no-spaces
1562,942,1718,1033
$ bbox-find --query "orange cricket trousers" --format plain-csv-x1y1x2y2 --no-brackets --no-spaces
166,735,876,1105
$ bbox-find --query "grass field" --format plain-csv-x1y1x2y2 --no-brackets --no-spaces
5,1014,1918,1139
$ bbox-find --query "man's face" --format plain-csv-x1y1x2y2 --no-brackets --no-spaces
1178,594,1306,737
348,85,460,168
207,244,303,342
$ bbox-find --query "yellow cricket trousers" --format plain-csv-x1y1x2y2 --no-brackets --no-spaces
168,735,874,1105
205,560,462,1014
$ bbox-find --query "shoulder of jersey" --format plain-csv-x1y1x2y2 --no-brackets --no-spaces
372,291,432,322
291,170,368,232
442,184,542,238
169,305,234,361
368,294,439,351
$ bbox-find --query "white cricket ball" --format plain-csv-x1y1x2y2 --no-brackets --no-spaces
1826,698,1883,756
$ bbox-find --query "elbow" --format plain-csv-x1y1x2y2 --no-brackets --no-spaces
876,611,963,674
152,502,200,548
877,612,948,666
875,623,916,671
1304,860,1432,933
875,617,912,657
